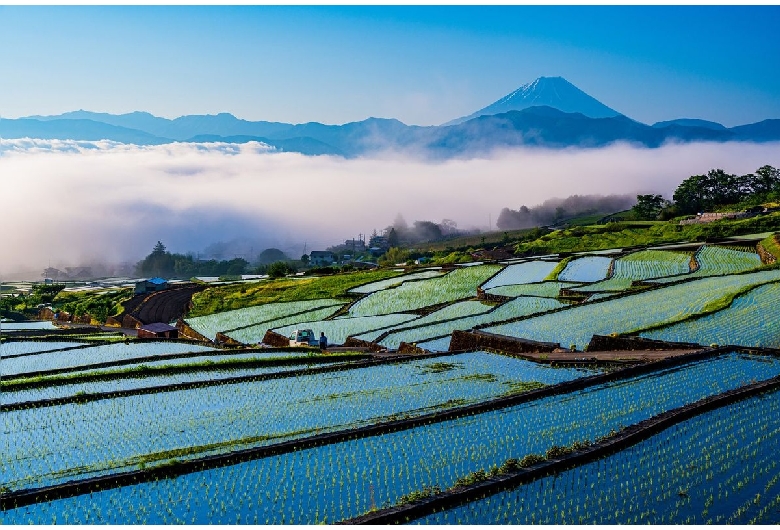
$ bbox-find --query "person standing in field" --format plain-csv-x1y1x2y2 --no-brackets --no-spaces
319,332,328,351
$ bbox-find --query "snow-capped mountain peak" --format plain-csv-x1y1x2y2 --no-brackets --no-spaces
446,76,622,125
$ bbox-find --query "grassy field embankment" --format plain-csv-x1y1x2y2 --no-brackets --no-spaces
188,269,400,317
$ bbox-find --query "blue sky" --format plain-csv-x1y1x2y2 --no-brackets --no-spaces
1,5,779,126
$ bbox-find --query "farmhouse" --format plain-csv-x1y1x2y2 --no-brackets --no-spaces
137,322,178,339
310,251,336,267
134,277,169,295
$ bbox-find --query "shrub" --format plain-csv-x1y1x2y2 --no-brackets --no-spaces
518,453,546,467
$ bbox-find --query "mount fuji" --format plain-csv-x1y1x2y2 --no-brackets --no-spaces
446,76,622,125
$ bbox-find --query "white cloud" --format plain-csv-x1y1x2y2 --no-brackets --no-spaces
0,139,778,278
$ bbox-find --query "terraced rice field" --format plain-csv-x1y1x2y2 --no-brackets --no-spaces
0,351,589,492
185,299,345,340
575,249,691,292
419,386,780,525
347,265,501,317
376,297,565,349
483,269,780,349
4,243,779,525
651,245,764,283
4,350,780,524
640,281,780,348
557,256,612,282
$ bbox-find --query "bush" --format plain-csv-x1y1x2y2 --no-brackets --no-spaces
518,453,546,467
267,261,290,279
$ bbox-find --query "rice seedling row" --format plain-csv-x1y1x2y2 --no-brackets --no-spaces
2,352,363,405
347,265,501,317
557,256,613,282
1,342,219,378
480,261,560,290
575,250,691,292
651,246,764,284
224,306,343,344
0,351,569,491
347,270,444,294
0,341,93,358
184,299,345,340
485,281,580,299
417,383,780,524
2,354,379,414
2,352,774,524
351,300,494,344
377,296,565,349
273,313,417,345
483,269,780,349
640,282,780,348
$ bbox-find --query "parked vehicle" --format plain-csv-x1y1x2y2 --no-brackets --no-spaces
288,329,317,347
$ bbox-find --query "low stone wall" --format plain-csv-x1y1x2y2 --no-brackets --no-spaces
476,288,512,303
175,319,212,343
215,331,246,347
587,334,701,352
104,316,123,328
343,336,384,352
689,251,700,272
558,288,589,301
261,329,291,348
757,239,778,264
122,314,142,329
449,330,559,354
36,307,92,324
398,342,426,354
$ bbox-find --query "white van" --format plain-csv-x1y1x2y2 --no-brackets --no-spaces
288,329,317,347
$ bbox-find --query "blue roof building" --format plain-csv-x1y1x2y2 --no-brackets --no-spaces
135,277,170,295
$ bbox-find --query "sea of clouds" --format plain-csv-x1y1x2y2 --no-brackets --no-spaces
1,138,778,278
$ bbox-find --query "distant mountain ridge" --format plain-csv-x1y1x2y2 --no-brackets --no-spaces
5,76,780,157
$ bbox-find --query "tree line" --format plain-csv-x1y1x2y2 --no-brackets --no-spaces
136,241,249,278
632,164,780,220
671,165,779,214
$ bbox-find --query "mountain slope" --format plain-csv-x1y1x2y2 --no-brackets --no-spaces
28,111,295,141
652,118,727,130
186,135,345,156
0,118,171,145
426,106,735,154
446,76,622,125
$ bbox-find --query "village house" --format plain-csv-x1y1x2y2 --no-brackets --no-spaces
134,277,169,295
309,251,337,267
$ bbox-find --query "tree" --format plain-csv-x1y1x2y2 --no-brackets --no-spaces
412,221,443,242
300,254,310,265
267,261,290,279
672,169,744,214
137,241,175,277
387,228,399,248
632,194,667,220
673,174,706,214
378,247,410,266
152,241,166,255
746,165,780,197
257,248,289,265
